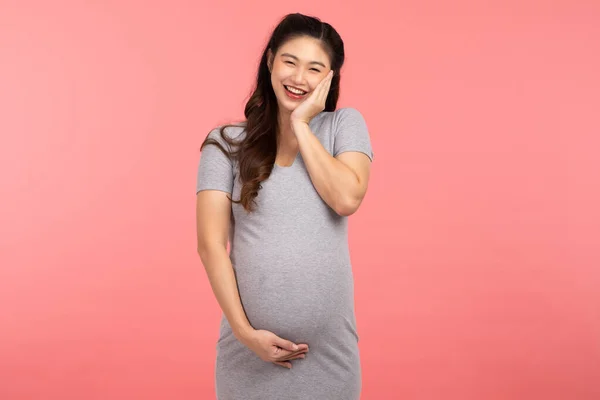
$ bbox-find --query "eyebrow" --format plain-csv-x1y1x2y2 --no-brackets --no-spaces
280,53,327,69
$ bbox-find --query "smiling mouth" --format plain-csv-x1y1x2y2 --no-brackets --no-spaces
284,85,308,95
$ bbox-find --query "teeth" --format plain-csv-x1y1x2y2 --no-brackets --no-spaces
285,85,306,95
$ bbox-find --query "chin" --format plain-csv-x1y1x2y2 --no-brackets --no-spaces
277,97,298,113
283,103,298,112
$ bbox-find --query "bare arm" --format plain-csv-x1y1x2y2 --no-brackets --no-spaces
196,190,253,341
196,189,308,367
292,121,372,216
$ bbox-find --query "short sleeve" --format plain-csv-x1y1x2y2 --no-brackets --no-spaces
332,107,374,161
196,128,234,194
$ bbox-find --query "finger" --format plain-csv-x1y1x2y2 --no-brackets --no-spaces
279,353,306,362
319,71,331,92
295,344,309,351
275,343,309,354
273,361,292,369
322,80,332,102
314,72,330,95
272,349,305,361
271,343,308,360
274,337,299,352
323,70,333,89
274,348,307,361
318,72,333,103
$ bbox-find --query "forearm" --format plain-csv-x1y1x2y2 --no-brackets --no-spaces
293,122,362,215
198,245,254,341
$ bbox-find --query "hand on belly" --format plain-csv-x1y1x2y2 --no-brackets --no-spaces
237,328,309,369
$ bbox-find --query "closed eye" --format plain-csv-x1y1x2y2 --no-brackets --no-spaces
285,61,320,72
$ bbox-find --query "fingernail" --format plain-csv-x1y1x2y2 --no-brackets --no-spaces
292,344,298,350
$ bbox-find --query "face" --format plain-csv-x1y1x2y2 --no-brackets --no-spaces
268,36,332,114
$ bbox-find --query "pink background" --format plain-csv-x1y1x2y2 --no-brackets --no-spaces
1,1,599,399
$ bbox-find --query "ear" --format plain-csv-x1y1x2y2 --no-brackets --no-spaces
267,48,273,73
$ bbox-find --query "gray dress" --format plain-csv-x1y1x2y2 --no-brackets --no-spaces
196,107,374,400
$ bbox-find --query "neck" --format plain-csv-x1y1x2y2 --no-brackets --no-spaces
277,110,295,142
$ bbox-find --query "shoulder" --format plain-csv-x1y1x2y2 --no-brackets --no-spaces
319,107,367,131
333,107,366,120
334,107,367,126
207,123,247,141
205,123,247,149
324,107,369,138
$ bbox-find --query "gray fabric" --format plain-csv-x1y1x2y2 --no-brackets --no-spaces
196,107,373,400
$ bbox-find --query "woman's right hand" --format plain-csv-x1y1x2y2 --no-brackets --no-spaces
238,329,309,369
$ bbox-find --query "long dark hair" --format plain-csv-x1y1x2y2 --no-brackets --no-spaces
200,13,345,212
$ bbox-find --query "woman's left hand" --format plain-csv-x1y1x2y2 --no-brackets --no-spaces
290,70,334,126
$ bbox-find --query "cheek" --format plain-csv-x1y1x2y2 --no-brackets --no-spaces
271,71,283,86
306,81,319,92
308,75,326,90
270,75,281,93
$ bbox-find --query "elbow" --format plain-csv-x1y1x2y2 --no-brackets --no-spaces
197,241,208,259
333,195,362,217
197,246,210,264
197,242,226,264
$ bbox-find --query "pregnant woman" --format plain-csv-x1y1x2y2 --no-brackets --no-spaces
195,12,374,400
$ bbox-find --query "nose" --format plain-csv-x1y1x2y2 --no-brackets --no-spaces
292,68,306,85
